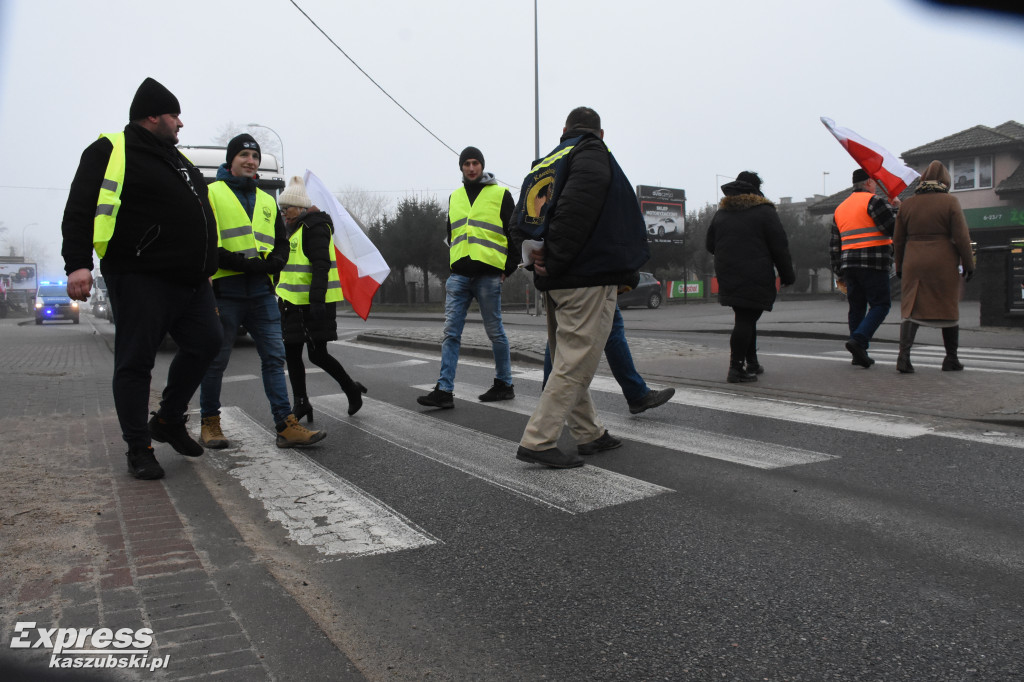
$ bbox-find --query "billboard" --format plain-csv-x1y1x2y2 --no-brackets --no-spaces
636,185,686,242
0,263,37,290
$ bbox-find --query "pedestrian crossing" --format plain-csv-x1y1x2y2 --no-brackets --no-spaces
410,382,839,469
202,343,1023,561
777,345,1024,375
206,406,440,558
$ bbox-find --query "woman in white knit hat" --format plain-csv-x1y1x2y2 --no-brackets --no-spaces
276,176,367,419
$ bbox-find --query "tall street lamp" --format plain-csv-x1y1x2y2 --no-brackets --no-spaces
823,171,830,195
247,123,284,174
22,222,37,259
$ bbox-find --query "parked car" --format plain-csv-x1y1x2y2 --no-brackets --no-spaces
34,282,79,324
618,272,662,309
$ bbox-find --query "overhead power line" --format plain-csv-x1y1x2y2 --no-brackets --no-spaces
289,0,458,157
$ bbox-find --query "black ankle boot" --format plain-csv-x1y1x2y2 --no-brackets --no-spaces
727,361,756,384
293,396,313,423
344,381,368,416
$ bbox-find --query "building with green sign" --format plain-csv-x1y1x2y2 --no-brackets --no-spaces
808,120,1024,248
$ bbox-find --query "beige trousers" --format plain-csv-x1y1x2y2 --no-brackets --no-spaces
519,284,617,451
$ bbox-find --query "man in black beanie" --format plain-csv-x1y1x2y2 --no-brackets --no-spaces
416,146,518,409
830,168,901,368
61,77,222,480
196,133,325,449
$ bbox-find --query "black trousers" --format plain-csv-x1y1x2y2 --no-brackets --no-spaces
106,272,222,449
730,306,763,365
284,339,356,399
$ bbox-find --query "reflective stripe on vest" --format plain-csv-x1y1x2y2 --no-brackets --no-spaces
207,181,279,280
94,133,126,258
448,184,507,269
835,192,892,251
275,226,344,305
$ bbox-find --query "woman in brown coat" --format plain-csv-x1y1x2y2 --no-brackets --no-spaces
892,160,975,373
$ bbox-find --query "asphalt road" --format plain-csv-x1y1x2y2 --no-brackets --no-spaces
189,321,1024,681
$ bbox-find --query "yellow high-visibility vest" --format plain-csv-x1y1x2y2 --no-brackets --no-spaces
276,225,344,305
448,184,507,269
207,181,279,280
93,133,127,257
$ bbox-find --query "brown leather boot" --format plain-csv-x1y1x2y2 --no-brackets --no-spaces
201,415,229,449
275,414,327,448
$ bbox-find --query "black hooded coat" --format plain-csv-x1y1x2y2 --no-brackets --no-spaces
706,181,795,311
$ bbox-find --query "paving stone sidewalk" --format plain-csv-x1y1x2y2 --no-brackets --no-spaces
0,320,362,681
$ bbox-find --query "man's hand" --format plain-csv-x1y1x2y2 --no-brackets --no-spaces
67,268,93,302
529,247,548,277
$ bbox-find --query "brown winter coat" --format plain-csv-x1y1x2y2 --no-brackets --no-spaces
893,161,974,322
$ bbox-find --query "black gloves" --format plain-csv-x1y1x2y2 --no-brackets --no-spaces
243,256,285,275
896,271,902,279
964,270,975,283
309,302,326,320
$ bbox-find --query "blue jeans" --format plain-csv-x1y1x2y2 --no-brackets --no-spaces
543,305,648,402
844,267,891,347
439,273,512,393
200,289,291,424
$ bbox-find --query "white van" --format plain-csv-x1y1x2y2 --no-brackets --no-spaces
177,145,286,196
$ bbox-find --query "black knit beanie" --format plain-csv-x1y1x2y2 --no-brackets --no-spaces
226,133,261,165
459,146,484,170
129,78,180,121
852,168,870,183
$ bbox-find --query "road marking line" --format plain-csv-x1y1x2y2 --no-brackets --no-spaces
315,395,672,514
209,406,439,557
413,383,838,469
775,352,1024,375
358,359,428,369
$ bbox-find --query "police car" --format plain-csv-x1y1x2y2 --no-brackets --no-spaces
35,282,79,325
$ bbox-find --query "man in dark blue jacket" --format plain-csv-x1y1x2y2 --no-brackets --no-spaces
514,107,649,469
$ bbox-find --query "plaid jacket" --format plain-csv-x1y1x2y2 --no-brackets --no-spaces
830,190,897,274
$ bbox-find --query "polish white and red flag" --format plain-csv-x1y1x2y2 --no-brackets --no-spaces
303,170,390,320
820,117,920,200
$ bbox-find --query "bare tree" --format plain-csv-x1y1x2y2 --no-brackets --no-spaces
335,184,392,228
211,121,282,163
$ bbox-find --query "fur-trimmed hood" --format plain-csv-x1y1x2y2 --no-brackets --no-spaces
718,193,775,211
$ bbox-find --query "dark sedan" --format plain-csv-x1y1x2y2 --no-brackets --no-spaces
618,272,662,309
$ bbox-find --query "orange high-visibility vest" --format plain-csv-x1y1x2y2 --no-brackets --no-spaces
835,192,892,250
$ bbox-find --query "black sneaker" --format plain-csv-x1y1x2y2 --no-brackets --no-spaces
417,384,454,409
627,388,676,415
478,379,515,402
126,446,164,480
577,431,623,456
845,339,873,368
744,362,765,375
148,412,204,457
516,446,584,469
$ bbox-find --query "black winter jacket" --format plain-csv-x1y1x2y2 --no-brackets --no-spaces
61,123,217,283
706,191,795,311
522,130,641,291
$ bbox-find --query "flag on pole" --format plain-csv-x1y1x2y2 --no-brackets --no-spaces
820,117,920,200
303,170,390,320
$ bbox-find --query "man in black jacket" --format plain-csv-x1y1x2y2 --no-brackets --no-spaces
62,77,222,480
514,107,648,469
